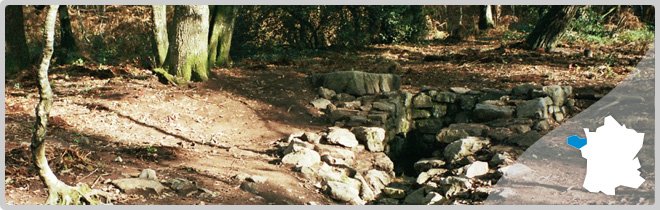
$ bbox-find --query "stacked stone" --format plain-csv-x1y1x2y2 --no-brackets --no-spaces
277,127,396,204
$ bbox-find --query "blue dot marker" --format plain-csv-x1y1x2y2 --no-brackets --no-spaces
567,135,587,149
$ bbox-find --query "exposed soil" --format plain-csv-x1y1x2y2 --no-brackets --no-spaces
4,40,647,204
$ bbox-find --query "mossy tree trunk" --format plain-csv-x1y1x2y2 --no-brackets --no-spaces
479,5,496,30
525,5,578,51
161,5,210,85
32,5,105,205
208,5,237,68
151,5,168,68
5,5,30,76
56,6,77,64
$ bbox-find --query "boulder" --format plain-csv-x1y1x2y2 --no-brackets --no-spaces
311,71,401,96
351,127,386,152
111,178,166,194
473,103,514,122
443,137,490,164
310,98,332,110
281,148,321,167
464,161,489,178
326,127,359,148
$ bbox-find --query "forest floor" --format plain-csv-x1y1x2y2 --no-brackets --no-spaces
3,38,651,204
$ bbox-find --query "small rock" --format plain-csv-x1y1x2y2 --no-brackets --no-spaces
443,137,490,164
364,169,391,194
507,131,542,147
464,161,489,178
450,87,471,94
310,98,332,110
325,181,365,204
498,164,533,178
412,109,432,119
434,91,457,103
377,197,400,205
382,187,406,199
247,175,268,184
302,132,322,144
439,176,471,196
413,93,433,108
490,153,513,165
424,192,445,204
138,169,158,180
351,127,385,152
372,101,395,112
543,85,566,106
282,139,315,155
318,87,336,99
414,158,446,172
473,103,514,122
111,178,166,194
326,127,359,148
404,187,427,204
373,153,395,172
334,93,357,102
281,148,321,167
416,168,447,184
315,144,355,165
516,97,551,119
114,156,123,163
167,178,198,196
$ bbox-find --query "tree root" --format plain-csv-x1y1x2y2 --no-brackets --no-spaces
152,68,187,86
46,182,111,205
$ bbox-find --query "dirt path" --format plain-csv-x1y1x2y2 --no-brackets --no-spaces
4,68,333,204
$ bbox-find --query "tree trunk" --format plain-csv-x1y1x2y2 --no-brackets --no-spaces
479,5,496,30
151,5,168,67
525,6,578,51
494,5,502,25
32,6,106,205
5,5,30,76
208,5,236,67
163,5,210,85
56,6,77,64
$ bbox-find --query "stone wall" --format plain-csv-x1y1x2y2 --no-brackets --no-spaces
291,71,581,204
